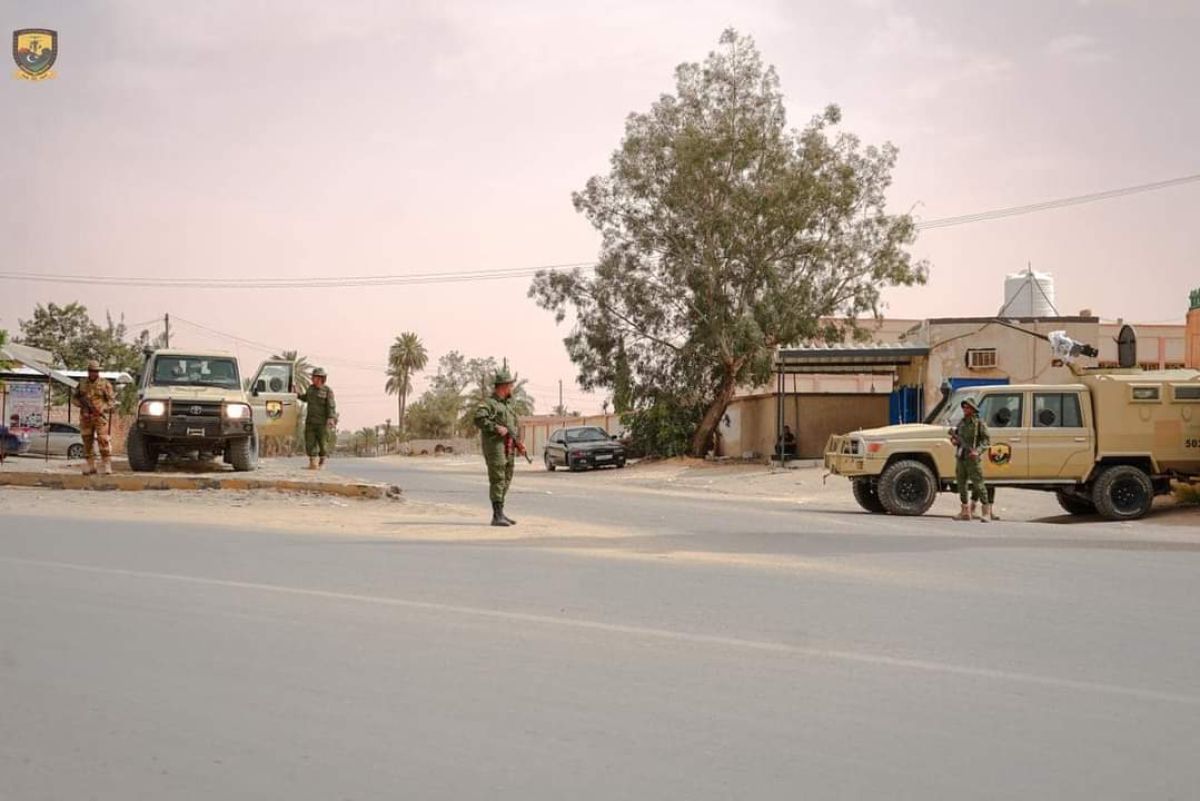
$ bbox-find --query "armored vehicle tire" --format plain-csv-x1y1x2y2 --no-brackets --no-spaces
544,453,556,472
1056,490,1096,516
126,428,159,472
852,478,887,513
877,459,938,516
227,435,258,472
1092,465,1154,521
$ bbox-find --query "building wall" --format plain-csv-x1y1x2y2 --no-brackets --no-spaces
919,319,1101,410
1098,322,1186,368
722,393,890,460
1183,308,1199,369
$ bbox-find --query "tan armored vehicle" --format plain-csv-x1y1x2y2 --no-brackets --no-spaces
826,357,1200,521
127,350,300,472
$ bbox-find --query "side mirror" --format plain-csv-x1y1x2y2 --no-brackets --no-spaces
611,434,618,440
253,380,266,395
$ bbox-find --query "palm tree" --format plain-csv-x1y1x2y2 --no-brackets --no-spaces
272,350,313,394
385,332,428,436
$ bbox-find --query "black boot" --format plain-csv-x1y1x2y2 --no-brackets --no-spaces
491,501,510,527
500,504,517,525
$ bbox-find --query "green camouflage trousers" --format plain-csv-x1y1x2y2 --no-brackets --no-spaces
485,447,515,503
956,457,987,504
304,424,329,458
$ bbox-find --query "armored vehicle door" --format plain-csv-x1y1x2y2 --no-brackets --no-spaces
1027,391,1093,480
248,360,300,442
977,391,1029,480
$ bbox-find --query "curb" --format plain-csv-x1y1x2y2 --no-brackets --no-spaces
0,471,399,499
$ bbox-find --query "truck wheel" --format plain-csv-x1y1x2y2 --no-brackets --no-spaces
1092,466,1153,521
227,435,258,472
1056,490,1095,516
544,453,556,472
126,428,159,472
852,479,887,513
877,459,938,516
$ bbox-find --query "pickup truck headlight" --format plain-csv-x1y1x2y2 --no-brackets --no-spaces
140,400,167,417
223,403,251,419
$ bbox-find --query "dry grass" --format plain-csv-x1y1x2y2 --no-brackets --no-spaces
1172,481,1200,506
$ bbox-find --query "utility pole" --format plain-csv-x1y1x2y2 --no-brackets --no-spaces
558,379,563,417
164,313,171,348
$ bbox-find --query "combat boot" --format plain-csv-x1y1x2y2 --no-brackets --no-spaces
82,458,97,476
982,504,998,522
500,505,517,525
306,457,318,470
954,503,972,521
101,458,113,476
491,501,510,527
318,456,327,470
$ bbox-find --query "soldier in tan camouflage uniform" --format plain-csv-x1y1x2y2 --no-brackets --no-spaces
73,359,116,475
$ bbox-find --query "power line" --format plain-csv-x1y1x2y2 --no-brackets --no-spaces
916,172,1200,230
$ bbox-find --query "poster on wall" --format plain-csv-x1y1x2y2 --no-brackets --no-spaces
4,382,45,430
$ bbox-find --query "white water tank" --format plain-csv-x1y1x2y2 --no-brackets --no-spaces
1001,268,1057,317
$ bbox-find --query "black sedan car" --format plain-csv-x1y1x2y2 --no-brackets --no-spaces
543,426,626,471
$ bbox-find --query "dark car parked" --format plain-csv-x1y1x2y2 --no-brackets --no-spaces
544,426,626,471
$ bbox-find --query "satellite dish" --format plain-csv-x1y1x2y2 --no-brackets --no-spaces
1117,324,1138,369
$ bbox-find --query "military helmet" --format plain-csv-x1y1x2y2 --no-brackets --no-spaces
960,397,980,412
493,368,514,386
311,367,328,378
86,359,101,372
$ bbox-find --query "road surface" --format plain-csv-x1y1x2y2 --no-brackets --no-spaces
3,459,1199,799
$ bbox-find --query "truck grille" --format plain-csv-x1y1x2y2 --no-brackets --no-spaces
170,401,222,418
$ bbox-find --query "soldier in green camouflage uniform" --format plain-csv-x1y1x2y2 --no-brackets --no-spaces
297,367,337,470
950,398,991,522
473,369,523,526
73,359,116,476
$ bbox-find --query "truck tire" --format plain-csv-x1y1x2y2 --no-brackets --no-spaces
126,428,159,472
852,479,887,513
877,459,938,516
227,435,258,472
1092,465,1154,521
1055,490,1095,516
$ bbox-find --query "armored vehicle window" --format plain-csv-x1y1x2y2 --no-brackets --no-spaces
1033,393,1083,428
1172,385,1200,402
1130,386,1161,403
978,393,1023,428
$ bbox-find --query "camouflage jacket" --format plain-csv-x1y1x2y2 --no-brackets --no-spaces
952,416,990,459
73,377,116,419
473,394,519,446
299,385,337,426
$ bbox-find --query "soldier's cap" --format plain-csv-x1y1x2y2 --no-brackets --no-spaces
86,360,101,372
312,367,327,378
960,397,979,412
493,368,515,386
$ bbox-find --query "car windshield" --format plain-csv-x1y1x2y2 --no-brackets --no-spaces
933,390,981,426
152,356,240,388
565,427,610,443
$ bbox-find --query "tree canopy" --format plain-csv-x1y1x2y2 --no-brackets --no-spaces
531,30,927,455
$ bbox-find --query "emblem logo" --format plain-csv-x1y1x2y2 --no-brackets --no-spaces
988,443,1012,466
189,405,203,416
266,401,283,420
13,29,57,80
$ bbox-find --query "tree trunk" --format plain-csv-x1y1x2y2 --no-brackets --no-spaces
398,393,405,437
690,372,739,457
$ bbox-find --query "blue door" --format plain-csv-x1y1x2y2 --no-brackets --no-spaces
889,386,924,424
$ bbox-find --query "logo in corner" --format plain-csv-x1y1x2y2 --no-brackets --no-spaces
988,443,1012,467
13,29,57,80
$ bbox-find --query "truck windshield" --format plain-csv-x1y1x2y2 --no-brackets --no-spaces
152,356,241,388
933,390,980,426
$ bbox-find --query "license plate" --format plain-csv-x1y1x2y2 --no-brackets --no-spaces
595,453,612,461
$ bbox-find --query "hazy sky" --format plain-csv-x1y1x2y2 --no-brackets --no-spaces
3,0,1198,427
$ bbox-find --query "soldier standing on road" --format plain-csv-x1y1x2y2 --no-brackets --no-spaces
950,398,991,522
73,359,116,476
297,367,337,470
473,369,524,527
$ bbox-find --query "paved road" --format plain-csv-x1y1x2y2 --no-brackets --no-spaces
3,462,1199,799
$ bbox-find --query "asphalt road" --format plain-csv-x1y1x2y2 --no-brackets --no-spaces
3,460,1199,799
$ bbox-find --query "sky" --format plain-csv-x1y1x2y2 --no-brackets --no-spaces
2,0,1198,428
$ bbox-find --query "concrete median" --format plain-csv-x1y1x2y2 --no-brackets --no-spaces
0,469,399,499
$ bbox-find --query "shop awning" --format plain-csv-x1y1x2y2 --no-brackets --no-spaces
774,344,929,374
